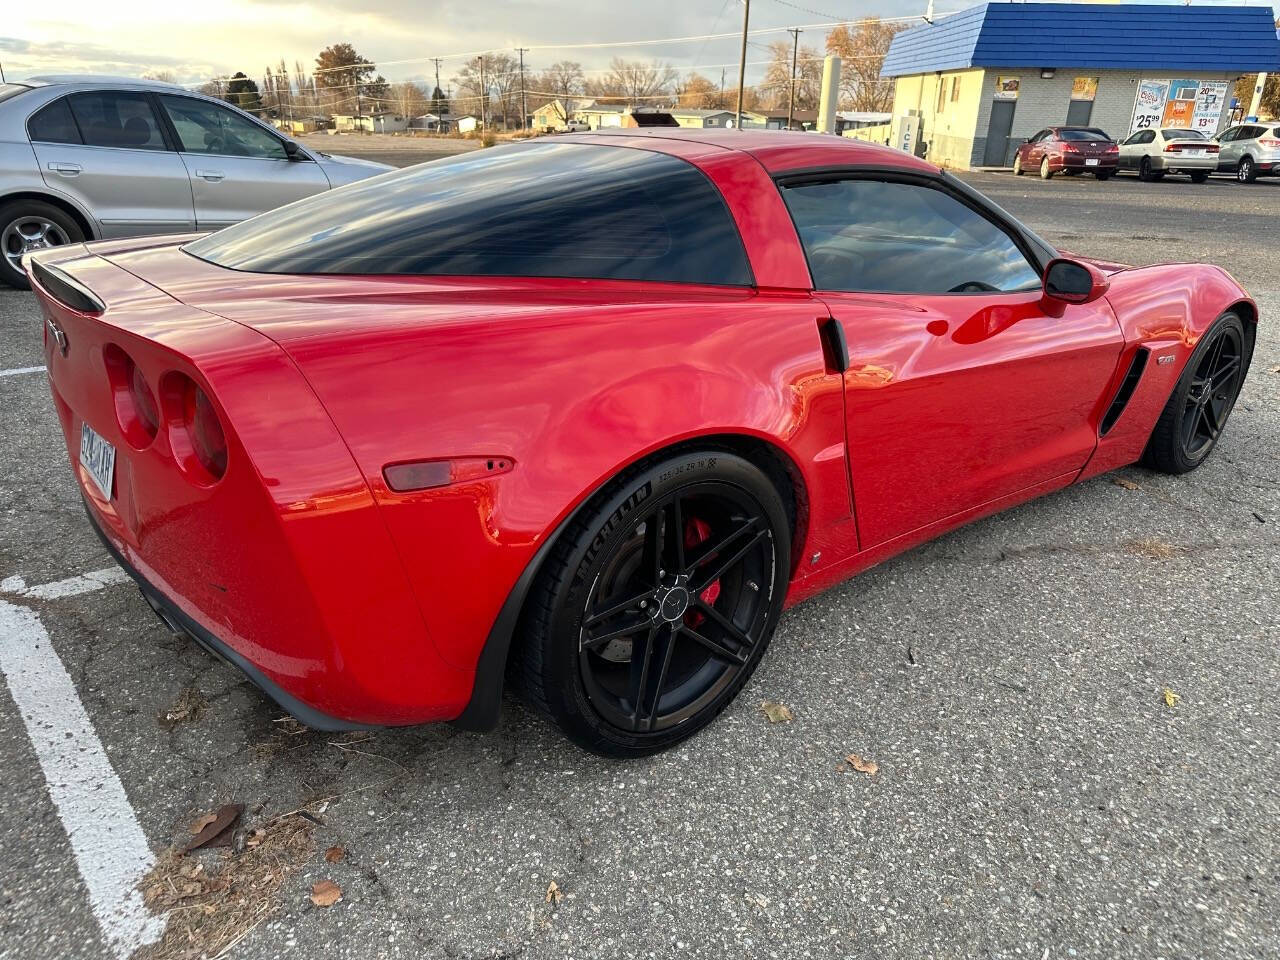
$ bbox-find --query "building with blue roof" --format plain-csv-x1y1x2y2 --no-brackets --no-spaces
876,3,1280,169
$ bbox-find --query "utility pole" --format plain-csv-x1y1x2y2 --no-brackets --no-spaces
735,0,750,128
787,28,801,131
479,56,486,131
432,57,442,114
517,48,528,131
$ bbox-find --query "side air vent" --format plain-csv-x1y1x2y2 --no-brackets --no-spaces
1099,348,1149,436
30,260,104,315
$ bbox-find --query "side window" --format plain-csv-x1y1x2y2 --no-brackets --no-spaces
159,96,287,160
779,178,1043,295
1217,127,1237,142
27,98,83,144
1140,130,1155,144
1028,129,1048,143
67,92,167,151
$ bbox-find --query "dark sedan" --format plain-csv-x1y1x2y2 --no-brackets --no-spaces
1013,127,1119,180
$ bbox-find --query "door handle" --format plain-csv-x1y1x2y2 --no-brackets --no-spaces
817,317,849,373
47,162,81,177
194,169,225,182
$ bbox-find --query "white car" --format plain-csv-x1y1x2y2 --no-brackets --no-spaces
1117,127,1219,183
0,75,393,288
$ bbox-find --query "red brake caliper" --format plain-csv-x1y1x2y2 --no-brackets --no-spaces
684,516,719,627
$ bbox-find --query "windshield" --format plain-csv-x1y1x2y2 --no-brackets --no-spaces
1163,128,1206,140
1059,129,1111,142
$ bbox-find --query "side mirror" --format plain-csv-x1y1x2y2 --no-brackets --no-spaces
284,139,302,160
1041,257,1109,310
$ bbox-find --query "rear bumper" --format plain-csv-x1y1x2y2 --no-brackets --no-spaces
84,497,373,731
1151,154,1217,171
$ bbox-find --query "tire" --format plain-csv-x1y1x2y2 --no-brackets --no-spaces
1012,155,1023,176
0,199,84,290
1189,171,1209,184
1237,156,1257,183
517,450,790,757
1143,312,1253,474
1039,157,1053,180
1138,157,1156,182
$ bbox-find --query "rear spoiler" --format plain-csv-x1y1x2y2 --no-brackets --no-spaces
28,258,105,314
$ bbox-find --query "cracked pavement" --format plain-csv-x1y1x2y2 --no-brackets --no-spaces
1,161,1278,960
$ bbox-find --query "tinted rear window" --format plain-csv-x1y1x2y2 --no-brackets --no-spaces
186,142,753,285
1162,128,1206,139
1059,129,1110,142
28,98,83,144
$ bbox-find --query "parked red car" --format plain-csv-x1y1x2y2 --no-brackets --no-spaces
30,131,1255,756
1013,126,1120,179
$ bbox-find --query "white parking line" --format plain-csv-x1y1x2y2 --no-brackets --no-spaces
0,365,46,378
1,566,131,600
0,575,164,958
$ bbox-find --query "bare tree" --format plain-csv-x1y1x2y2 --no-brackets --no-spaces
455,53,521,127
539,61,586,122
760,40,822,112
587,58,677,106
389,81,428,119
676,72,721,108
825,19,902,113
142,70,176,83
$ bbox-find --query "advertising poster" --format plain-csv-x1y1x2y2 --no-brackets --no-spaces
1192,81,1229,133
1071,77,1098,102
1161,79,1199,127
1130,79,1169,131
994,77,1020,100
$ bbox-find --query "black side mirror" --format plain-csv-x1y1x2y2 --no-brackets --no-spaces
1042,257,1109,309
284,139,302,160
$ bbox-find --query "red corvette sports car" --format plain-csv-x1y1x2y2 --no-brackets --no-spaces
29,131,1255,757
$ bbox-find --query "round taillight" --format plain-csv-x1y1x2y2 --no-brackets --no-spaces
187,383,227,479
160,371,228,485
103,344,158,449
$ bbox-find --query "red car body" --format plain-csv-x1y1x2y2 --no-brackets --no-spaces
1016,126,1120,177
29,131,1255,732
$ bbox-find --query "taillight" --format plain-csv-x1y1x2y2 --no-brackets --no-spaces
160,372,228,484
103,344,158,449
1062,142,1079,153
1164,143,1180,152
1259,138,1280,150
1105,144,1119,153
1206,144,1220,153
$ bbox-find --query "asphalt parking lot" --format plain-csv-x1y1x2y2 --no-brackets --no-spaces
2,155,1278,960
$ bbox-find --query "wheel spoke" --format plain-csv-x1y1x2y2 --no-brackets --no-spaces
642,506,666,585
583,589,654,628
626,626,658,727
681,622,748,664
582,614,652,651
641,627,679,730
1201,396,1221,436
1213,356,1241,387
692,528,769,593
693,598,754,651
1181,401,1202,451
671,496,685,572
686,518,757,574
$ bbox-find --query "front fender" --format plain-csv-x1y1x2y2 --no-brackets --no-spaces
1079,262,1256,479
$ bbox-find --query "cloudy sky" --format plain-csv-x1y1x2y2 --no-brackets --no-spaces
3,0,1278,92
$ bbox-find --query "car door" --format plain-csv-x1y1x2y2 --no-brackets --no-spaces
1024,129,1048,164
776,174,1125,548
157,94,330,230
1118,131,1143,169
1215,126,1240,169
27,91,195,237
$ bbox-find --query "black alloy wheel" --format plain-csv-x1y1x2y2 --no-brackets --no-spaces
518,451,789,757
1145,312,1252,474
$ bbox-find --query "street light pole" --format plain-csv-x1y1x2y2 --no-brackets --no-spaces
787,27,801,130
735,0,751,129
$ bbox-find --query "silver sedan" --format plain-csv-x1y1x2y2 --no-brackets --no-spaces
1116,127,1219,183
0,75,392,288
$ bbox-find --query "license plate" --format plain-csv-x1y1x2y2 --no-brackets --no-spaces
80,422,115,500
1184,149,1204,157
1085,158,1100,166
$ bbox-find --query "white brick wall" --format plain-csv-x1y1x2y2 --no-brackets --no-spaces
966,68,1237,168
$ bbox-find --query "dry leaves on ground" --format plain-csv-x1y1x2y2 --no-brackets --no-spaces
324,845,344,863
545,880,563,904
1110,476,1141,491
840,753,879,776
184,804,244,853
137,815,315,960
759,700,794,723
310,879,342,908
159,685,205,728
1163,687,1182,709
1126,537,1179,559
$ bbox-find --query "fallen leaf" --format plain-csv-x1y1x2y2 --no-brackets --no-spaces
324,844,344,863
1111,476,1141,491
1270,363,1280,374
759,700,794,723
545,880,563,904
1163,688,1181,709
246,828,266,849
183,803,245,854
310,879,342,907
844,753,879,776
159,685,206,728
189,812,218,835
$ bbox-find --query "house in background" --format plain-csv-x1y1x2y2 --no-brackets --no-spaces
742,109,818,130
880,1,1280,169
531,97,596,131
409,113,462,133
575,104,629,129
669,108,738,128
332,111,409,134
454,115,480,134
